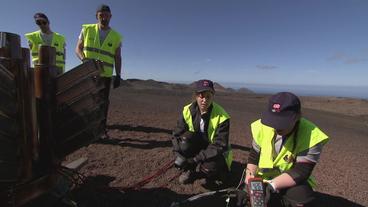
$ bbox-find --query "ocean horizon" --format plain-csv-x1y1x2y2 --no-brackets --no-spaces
222,83,368,100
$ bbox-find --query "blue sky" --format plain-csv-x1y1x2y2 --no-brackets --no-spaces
1,0,368,87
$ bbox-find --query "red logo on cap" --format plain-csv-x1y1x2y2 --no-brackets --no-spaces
272,103,281,112
203,80,209,86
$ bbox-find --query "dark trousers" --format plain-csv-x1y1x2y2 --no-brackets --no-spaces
101,77,112,130
199,154,228,180
270,182,315,207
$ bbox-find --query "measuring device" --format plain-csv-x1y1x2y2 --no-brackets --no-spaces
247,177,266,207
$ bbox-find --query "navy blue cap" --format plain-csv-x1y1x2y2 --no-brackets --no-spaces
34,13,49,22
195,79,215,93
96,4,111,13
261,92,301,130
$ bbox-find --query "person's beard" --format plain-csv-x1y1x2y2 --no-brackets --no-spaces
100,20,109,27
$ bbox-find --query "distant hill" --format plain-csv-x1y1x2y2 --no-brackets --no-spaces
122,79,254,94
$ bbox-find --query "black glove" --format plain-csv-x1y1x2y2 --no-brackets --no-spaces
184,157,197,170
113,75,121,88
180,131,194,141
264,182,277,205
235,189,248,207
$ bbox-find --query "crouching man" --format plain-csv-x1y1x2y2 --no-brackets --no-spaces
172,79,232,188
244,92,329,207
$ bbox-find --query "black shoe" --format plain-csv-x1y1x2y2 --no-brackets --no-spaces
200,177,224,190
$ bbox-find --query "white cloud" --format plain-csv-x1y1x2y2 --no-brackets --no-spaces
327,52,367,64
256,64,278,70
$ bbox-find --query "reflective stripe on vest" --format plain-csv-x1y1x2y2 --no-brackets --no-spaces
182,102,233,170
251,118,329,188
25,31,65,72
82,24,122,77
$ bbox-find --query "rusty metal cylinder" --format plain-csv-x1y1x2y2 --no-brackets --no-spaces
34,45,58,169
0,32,21,59
38,45,56,66
34,46,57,98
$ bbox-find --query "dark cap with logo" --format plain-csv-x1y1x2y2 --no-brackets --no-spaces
96,4,111,13
195,79,215,93
261,92,301,130
33,12,49,23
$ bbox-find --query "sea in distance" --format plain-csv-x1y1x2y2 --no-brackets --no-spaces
222,83,368,100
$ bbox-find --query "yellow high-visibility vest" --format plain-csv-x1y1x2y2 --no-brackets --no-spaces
25,31,65,72
183,102,233,170
251,118,329,188
82,24,122,77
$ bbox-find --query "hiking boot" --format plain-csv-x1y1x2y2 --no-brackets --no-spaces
178,170,195,184
200,178,224,190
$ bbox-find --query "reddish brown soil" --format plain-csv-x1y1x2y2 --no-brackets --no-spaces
60,86,368,207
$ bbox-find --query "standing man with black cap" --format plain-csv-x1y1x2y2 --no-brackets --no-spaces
75,4,123,138
25,13,66,74
172,79,233,188
241,92,329,207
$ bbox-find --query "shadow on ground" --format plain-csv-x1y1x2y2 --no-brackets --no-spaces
313,192,364,207
107,124,172,134
70,175,189,207
96,137,172,149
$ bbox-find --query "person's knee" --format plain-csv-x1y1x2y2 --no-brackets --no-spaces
283,183,315,207
199,157,227,179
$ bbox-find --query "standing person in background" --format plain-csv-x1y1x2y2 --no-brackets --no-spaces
25,12,66,74
240,92,329,207
75,4,123,139
172,79,233,189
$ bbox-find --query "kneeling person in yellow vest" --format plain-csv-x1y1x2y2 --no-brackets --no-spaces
75,4,122,139
172,79,233,188
244,92,329,207
25,12,66,74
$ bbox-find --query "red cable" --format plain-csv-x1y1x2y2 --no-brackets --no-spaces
102,159,175,192
132,159,174,189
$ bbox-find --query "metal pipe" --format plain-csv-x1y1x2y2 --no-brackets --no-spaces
34,45,58,170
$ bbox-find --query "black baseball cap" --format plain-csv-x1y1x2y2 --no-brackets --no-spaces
195,79,215,93
33,12,49,23
96,4,111,13
261,92,301,130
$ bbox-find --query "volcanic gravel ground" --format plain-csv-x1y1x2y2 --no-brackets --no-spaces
60,87,368,207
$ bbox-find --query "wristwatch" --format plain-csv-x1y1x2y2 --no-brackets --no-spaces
267,180,278,193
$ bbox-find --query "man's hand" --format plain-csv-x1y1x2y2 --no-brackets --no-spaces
113,75,121,89
245,169,255,185
235,189,248,207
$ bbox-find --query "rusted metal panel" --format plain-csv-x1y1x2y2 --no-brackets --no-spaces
56,60,102,92
56,93,105,127
56,74,103,106
54,60,107,158
0,133,18,183
0,64,16,118
0,36,19,185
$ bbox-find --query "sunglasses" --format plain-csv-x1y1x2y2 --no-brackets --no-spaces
36,20,48,26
